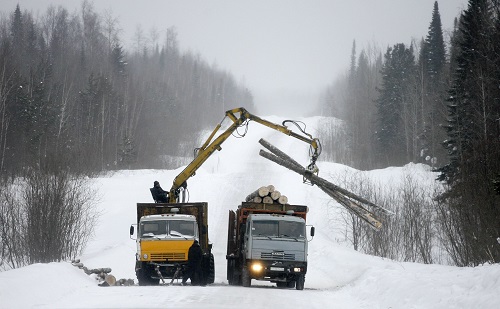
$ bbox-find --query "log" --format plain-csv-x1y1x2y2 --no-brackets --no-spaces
270,190,281,200
262,196,273,204
245,186,270,201
259,138,302,168
105,274,116,286
252,196,262,203
278,195,288,205
88,267,112,275
267,185,275,193
318,185,382,230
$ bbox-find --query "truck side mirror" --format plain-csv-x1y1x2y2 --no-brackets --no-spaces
130,225,135,236
310,226,315,237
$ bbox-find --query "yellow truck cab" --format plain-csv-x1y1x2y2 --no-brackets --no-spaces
130,203,214,285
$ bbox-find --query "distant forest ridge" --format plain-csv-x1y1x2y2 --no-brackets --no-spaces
0,1,255,176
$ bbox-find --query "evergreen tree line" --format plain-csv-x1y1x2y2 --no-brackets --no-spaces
0,1,254,179
321,1,499,265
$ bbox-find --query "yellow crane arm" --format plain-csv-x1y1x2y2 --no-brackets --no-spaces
168,107,321,202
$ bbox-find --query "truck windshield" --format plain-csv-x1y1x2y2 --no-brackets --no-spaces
252,220,305,239
140,220,196,238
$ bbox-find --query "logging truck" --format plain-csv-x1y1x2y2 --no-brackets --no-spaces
226,201,314,290
130,107,321,286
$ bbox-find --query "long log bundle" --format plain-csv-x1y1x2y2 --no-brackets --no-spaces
258,138,391,230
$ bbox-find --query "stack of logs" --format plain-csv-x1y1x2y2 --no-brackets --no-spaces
245,185,289,205
71,259,134,287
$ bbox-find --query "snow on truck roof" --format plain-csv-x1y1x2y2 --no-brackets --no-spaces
249,213,305,222
140,214,196,221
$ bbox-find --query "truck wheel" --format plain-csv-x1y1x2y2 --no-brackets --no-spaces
137,269,148,286
206,253,215,284
137,269,159,286
227,260,238,285
295,274,305,290
241,267,251,287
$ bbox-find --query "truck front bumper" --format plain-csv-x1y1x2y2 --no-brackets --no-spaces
247,259,307,281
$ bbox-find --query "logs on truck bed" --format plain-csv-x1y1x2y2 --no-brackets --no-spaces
245,186,270,202
258,138,392,230
245,185,289,205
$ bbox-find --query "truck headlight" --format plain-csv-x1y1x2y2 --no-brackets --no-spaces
143,253,148,259
293,267,302,272
251,263,263,272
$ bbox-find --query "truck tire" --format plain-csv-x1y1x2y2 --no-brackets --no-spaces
206,253,215,284
295,274,305,290
136,268,160,286
227,260,238,285
137,269,148,286
241,267,251,287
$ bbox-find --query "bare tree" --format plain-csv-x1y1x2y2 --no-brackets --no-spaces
0,181,27,270
0,168,98,268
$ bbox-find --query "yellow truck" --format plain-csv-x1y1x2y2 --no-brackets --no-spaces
130,202,213,285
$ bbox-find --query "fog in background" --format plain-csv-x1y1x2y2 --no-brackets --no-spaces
2,0,467,116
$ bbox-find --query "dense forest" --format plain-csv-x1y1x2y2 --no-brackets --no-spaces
321,0,499,266
0,1,254,268
0,1,254,177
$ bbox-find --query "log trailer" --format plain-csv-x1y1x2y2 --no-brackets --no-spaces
227,201,315,290
130,107,321,286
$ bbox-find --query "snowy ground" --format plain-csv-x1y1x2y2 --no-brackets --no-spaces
1,115,499,308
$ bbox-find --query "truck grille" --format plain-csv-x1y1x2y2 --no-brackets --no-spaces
150,253,186,261
260,252,295,260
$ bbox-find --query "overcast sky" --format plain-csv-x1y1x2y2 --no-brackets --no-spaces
2,0,468,116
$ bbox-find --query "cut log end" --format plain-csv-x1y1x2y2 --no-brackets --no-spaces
105,274,117,286
252,196,263,203
270,190,281,200
278,195,288,205
262,196,273,204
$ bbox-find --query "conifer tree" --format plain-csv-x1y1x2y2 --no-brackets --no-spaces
438,0,494,184
375,43,416,166
419,1,448,166
421,1,446,82
437,0,500,265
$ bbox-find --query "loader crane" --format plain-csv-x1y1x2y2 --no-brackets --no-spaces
168,107,321,203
